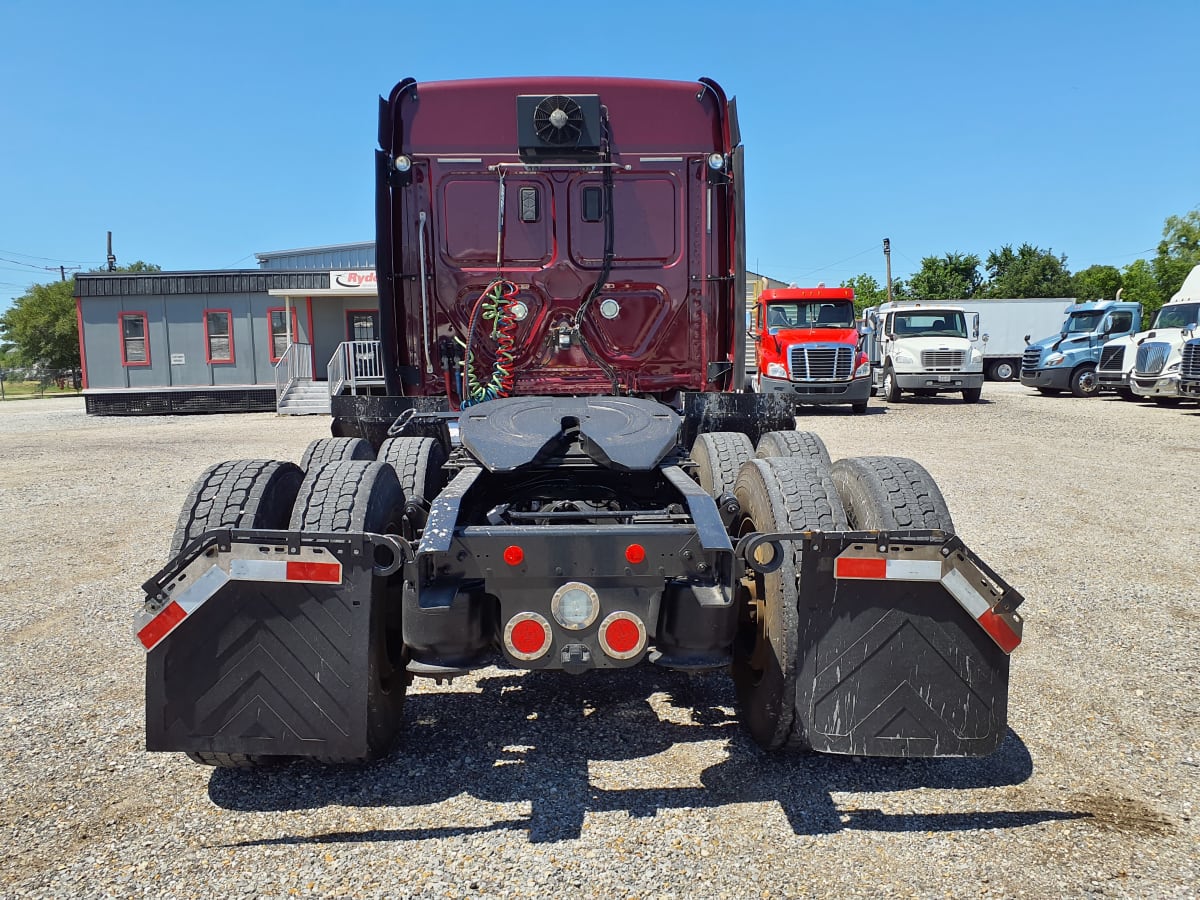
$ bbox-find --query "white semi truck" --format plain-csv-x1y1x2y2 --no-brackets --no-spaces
954,298,1074,381
861,301,984,402
1098,265,1200,405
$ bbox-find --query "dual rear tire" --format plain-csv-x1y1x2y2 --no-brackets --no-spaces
729,451,954,750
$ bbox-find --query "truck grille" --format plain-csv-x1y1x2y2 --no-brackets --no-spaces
1181,340,1200,380
1134,342,1170,376
921,350,965,369
787,345,854,381
1098,345,1125,372
1022,346,1042,372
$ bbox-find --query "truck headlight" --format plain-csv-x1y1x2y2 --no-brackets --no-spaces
892,350,914,365
1045,353,1065,367
1165,361,1179,373
854,361,871,378
767,362,787,378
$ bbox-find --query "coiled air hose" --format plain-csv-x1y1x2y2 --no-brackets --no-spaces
461,280,520,407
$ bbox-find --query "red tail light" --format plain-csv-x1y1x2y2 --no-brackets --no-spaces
504,612,551,661
598,612,646,660
625,543,646,564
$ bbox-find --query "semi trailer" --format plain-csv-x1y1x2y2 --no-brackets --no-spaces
137,76,1023,768
954,298,1074,381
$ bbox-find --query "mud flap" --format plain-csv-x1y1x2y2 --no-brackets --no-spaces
680,392,796,449
747,530,1022,758
139,530,406,760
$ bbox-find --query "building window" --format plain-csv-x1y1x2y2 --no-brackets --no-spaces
204,309,234,363
268,307,299,363
119,312,150,366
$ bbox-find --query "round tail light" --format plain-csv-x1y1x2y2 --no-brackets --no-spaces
504,612,551,661
598,612,646,660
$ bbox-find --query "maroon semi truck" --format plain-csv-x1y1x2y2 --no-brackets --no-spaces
137,77,1023,767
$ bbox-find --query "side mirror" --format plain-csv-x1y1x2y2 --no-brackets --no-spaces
1023,334,1031,345
981,332,990,344
971,313,980,341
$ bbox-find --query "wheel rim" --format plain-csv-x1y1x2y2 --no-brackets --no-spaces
995,362,1013,380
884,373,894,395
1077,370,1097,393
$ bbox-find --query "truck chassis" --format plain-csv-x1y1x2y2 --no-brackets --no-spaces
139,396,1022,765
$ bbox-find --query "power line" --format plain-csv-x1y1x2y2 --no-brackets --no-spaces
0,249,101,265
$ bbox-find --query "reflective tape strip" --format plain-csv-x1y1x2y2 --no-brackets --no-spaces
834,557,941,581
139,555,342,652
835,548,1021,654
136,601,186,649
941,567,992,619
229,558,342,584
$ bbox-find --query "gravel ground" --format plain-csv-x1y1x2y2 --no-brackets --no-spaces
0,385,1196,899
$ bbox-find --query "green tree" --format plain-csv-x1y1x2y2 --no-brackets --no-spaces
983,243,1074,298
1072,264,1123,302
0,261,161,371
1121,258,1165,329
842,273,887,315
907,252,983,300
1152,208,1200,299
0,280,80,370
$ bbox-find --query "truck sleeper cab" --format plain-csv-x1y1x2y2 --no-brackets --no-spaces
751,287,870,413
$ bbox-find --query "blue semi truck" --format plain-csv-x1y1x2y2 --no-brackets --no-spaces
1019,299,1142,397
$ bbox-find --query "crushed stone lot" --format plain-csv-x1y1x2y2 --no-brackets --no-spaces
0,385,1197,899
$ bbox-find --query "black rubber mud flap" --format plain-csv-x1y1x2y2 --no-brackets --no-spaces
142,530,405,761
681,392,795,450
769,532,1019,758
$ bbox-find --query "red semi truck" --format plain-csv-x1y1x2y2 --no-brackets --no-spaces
751,286,871,413
137,77,1022,767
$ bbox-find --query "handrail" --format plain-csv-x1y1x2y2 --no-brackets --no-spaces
326,341,384,398
273,342,313,407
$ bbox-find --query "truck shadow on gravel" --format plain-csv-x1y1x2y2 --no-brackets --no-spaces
210,668,1084,844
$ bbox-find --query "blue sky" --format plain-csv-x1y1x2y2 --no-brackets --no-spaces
2,0,1197,315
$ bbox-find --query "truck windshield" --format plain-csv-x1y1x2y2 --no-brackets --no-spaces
1064,311,1104,333
765,302,854,331
1152,302,1200,329
892,312,966,338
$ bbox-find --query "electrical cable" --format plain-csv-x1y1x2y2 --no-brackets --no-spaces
461,280,520,407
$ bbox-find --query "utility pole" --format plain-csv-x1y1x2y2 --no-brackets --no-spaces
883,237,894,303
106,231,116,272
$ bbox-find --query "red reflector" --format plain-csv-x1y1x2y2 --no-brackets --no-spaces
510,618,547,655
605,617,641,654
137,601,187,650
503,545,524,566
625,543,646,564
835,557,887,579
977,608,1022,654
285,560,341,583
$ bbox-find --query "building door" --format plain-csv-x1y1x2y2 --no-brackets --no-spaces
346,311,380,379
347,311,379,342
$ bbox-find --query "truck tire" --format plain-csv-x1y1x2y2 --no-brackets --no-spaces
754,430,832,470
290,460,407,762
1036,387,1061,396
377,436,447,504
988,360,1016,381
692,432,754,497
851,400,868,414
883,365,902,402
1069,364,1100,398
830,456,955,532
1152,396,1182,407
299,437,375,471
962,387,982,403
731,457,848,751
170,459,304,555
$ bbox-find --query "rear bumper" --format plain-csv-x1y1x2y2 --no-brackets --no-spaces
895,372,983,391
757,375,871,405
1020,368,1071,390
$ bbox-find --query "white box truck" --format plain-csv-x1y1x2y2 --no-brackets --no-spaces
954,299,1074,381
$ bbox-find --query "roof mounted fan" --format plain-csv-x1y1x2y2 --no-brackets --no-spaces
532,95,584,146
